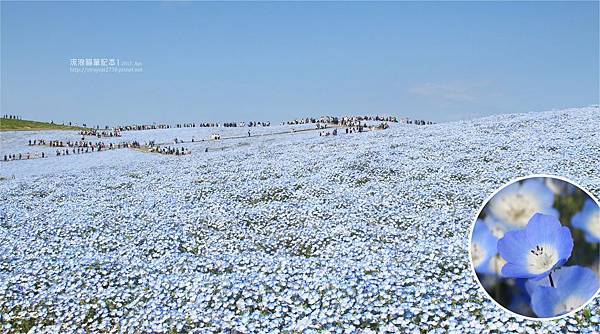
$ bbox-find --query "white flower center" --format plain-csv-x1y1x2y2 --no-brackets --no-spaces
588,212,600,239
526,245,558,274
553,295,586,315
496,194,541,228
471,242,487,268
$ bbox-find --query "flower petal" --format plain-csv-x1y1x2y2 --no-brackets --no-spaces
553,266,600,299
524,213,561,246
497,229,530,265
530,286,561,317
554,226,573,261
472,220,498,274
572,211,585,229
529,266,600,317
501,262,536,278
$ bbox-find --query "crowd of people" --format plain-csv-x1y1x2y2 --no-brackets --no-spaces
399,118,434,125
2,114,22,120
114,124,171,131
4,141,138,161
374,122,390,130
28,139,141,150
176,123,194,128
84,121,275,132
316,120,390,137
52,145,125,156
346,121,390,133
339,116,397,126
222,121,271,127
4,114,428,162
147,145,191,156
44,120,278,132
3,139,147,162
4,152,46,161
286,115,400,126
344,115,398,123
319,128,338,136
285,117,336,125
345,124,365,133
79,130,121,137
176,123,223,128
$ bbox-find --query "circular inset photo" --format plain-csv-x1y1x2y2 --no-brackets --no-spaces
470,175,600,319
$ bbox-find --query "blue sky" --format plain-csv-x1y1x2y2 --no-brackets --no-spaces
1,1,598,125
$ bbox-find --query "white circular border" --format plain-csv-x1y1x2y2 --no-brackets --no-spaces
468,174,600,321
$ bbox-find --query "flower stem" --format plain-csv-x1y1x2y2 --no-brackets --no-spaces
549,273,555,288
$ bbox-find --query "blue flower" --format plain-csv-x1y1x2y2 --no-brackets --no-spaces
471,219,498,274
497,213,573,279
572,199,600,243
486,178,558,229
527,266,600,317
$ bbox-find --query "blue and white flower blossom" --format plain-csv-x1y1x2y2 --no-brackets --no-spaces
497,213,573,279
572,199,600,243
487,179,558,229
471,219,498,274
527,266,600,317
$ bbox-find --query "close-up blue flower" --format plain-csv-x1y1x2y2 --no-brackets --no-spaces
497,213,573,279
475,177,599,318
527,266,600,318
572,199,600,243
471,219,498,275
486,179,558,229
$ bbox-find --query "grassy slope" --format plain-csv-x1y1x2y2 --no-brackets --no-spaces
0,118,89,131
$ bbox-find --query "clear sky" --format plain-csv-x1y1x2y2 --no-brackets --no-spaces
1,1,598,125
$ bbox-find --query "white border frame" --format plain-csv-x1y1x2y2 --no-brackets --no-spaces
468,174,600,321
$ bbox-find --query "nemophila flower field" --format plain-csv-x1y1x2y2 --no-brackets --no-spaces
473,176,600,319
1,106,600,333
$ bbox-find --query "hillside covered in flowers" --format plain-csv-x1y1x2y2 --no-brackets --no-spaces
1,106,599,332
